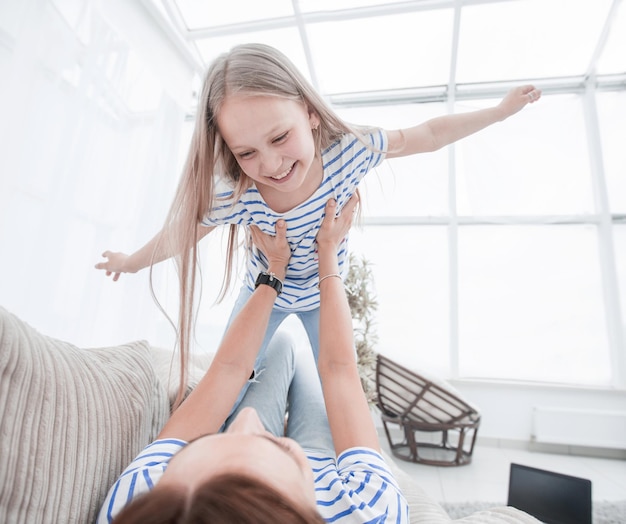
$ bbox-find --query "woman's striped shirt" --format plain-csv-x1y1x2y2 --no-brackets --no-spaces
96,440,409,523
309,447,409,523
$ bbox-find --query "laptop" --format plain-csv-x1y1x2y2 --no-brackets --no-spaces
507,463,592,524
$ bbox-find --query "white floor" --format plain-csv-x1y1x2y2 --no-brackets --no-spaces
378,435,626,505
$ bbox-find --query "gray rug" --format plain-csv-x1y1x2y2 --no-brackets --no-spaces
440,501,626,523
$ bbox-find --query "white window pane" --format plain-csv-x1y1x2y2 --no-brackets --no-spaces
597,91,626,214
173,0,294,29
457,0,613,83
350,226,450,376
456,94,594,216
458,225,611,385
337,103,449,217
308,9,453,94
299,0,400,12
597,0,626,75
194,29,311,83
614,225,626,340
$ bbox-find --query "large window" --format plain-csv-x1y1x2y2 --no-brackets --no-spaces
161,0,626,388
344,87,624,387
3,0,623,389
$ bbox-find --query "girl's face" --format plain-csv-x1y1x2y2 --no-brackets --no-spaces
217,94,322,211
158,407,316,509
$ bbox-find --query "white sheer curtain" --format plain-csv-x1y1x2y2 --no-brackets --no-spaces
0,0,193,348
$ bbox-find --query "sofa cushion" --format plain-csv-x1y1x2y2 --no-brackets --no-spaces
381,451,542,524
0,306,170,524
150,346,213,408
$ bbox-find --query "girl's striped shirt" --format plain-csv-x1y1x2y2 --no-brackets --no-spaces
202,129,387,312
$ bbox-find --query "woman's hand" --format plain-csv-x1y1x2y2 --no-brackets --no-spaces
249,219,291,280
316,194,359,253
498,84,542,120
94,251,135,281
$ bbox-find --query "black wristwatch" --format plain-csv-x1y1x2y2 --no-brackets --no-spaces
255,271,283,296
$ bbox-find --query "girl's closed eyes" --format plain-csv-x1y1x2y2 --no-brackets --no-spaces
237,132,289,160
272,132,289,144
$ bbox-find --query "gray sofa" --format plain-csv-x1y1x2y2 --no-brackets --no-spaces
0,306,540,523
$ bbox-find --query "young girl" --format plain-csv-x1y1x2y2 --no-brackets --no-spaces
95,43,541,408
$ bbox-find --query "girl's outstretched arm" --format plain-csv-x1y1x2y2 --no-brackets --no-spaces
157,220,290,441
94,224,214,281
386,84,541,158
316,196,381,454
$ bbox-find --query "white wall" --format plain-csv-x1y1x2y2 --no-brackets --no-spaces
453,379,626,453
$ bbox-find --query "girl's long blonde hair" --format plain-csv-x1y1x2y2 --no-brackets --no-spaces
163,43,372,409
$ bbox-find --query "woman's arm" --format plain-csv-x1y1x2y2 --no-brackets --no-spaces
95,224,215,281
316,196,381,454
386,85,541,158
156,220,290,441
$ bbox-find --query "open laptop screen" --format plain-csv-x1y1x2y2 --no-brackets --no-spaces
507,463,592,524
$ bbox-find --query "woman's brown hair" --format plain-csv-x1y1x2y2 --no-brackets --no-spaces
112,473,325,524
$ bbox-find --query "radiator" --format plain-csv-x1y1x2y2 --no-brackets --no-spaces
532,407,626,450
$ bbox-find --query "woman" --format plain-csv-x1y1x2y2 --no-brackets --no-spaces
97,195,409,523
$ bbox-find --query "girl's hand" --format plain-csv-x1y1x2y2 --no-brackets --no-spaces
316,195,359,252
249,220,291,279
498,85,541,120
94,251,134,281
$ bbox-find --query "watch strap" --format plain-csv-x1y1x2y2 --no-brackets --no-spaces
254,271,283,296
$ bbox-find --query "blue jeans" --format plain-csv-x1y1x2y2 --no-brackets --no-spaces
226,286,321,412
224,328,334,454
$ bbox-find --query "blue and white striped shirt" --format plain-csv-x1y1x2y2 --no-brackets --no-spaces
309,447,409,523
96,439,185,524
96,440,409,523
202,130,388,312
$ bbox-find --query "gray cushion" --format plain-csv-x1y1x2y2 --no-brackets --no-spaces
0,306,170,524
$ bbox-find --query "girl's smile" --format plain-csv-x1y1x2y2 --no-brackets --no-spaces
217,94,322,212
271,161,296,182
